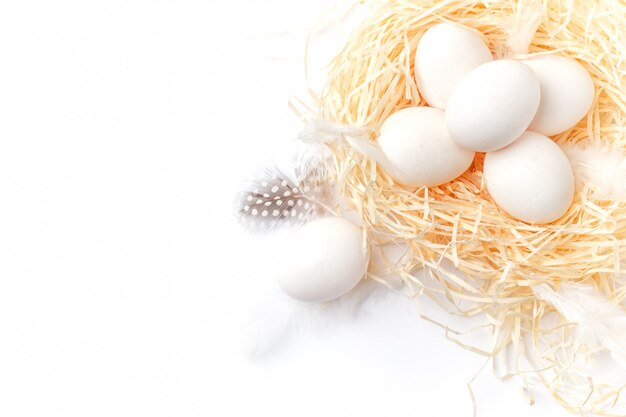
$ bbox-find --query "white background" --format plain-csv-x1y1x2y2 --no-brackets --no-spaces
0,1,573,416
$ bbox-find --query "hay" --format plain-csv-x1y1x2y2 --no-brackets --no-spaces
311,0,626,414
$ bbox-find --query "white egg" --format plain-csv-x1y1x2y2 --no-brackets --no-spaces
445,60,541,152
414,23,493,109
524,56,595,136
377,107,474,187
276,216,367,303
484,131,575,224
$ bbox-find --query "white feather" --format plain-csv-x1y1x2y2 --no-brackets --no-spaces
243,279,385,358
561,141,626,201
297,116,398,176
533,283,626,369
496,0,544,58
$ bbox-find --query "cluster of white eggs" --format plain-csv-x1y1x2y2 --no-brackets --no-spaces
378,23,594,224
273,22,596,304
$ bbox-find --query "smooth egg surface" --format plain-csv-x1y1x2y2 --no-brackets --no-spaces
484,131,575,224
414,23,493,109
276,216,367,303
445,59,541,152
377,107,475,187
524,56,595,136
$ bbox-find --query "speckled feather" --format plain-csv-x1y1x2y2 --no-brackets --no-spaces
235,151,335,232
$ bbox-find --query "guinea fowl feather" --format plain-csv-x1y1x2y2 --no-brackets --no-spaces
234,148,336,232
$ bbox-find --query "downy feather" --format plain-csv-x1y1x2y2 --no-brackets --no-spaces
533,283,626,369
243,279,384,358
561,141,626,201
496,0,544,58
297,116,397,175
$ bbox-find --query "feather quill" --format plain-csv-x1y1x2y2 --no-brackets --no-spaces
533,283,626,369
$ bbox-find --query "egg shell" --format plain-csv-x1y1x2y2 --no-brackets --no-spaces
445,59,541,152
414,23,493,109
276,216,367,303
377,107,474,187
524,56,595,136
484,131,575,224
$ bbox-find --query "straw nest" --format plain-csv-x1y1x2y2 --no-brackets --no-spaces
313,0,626,414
